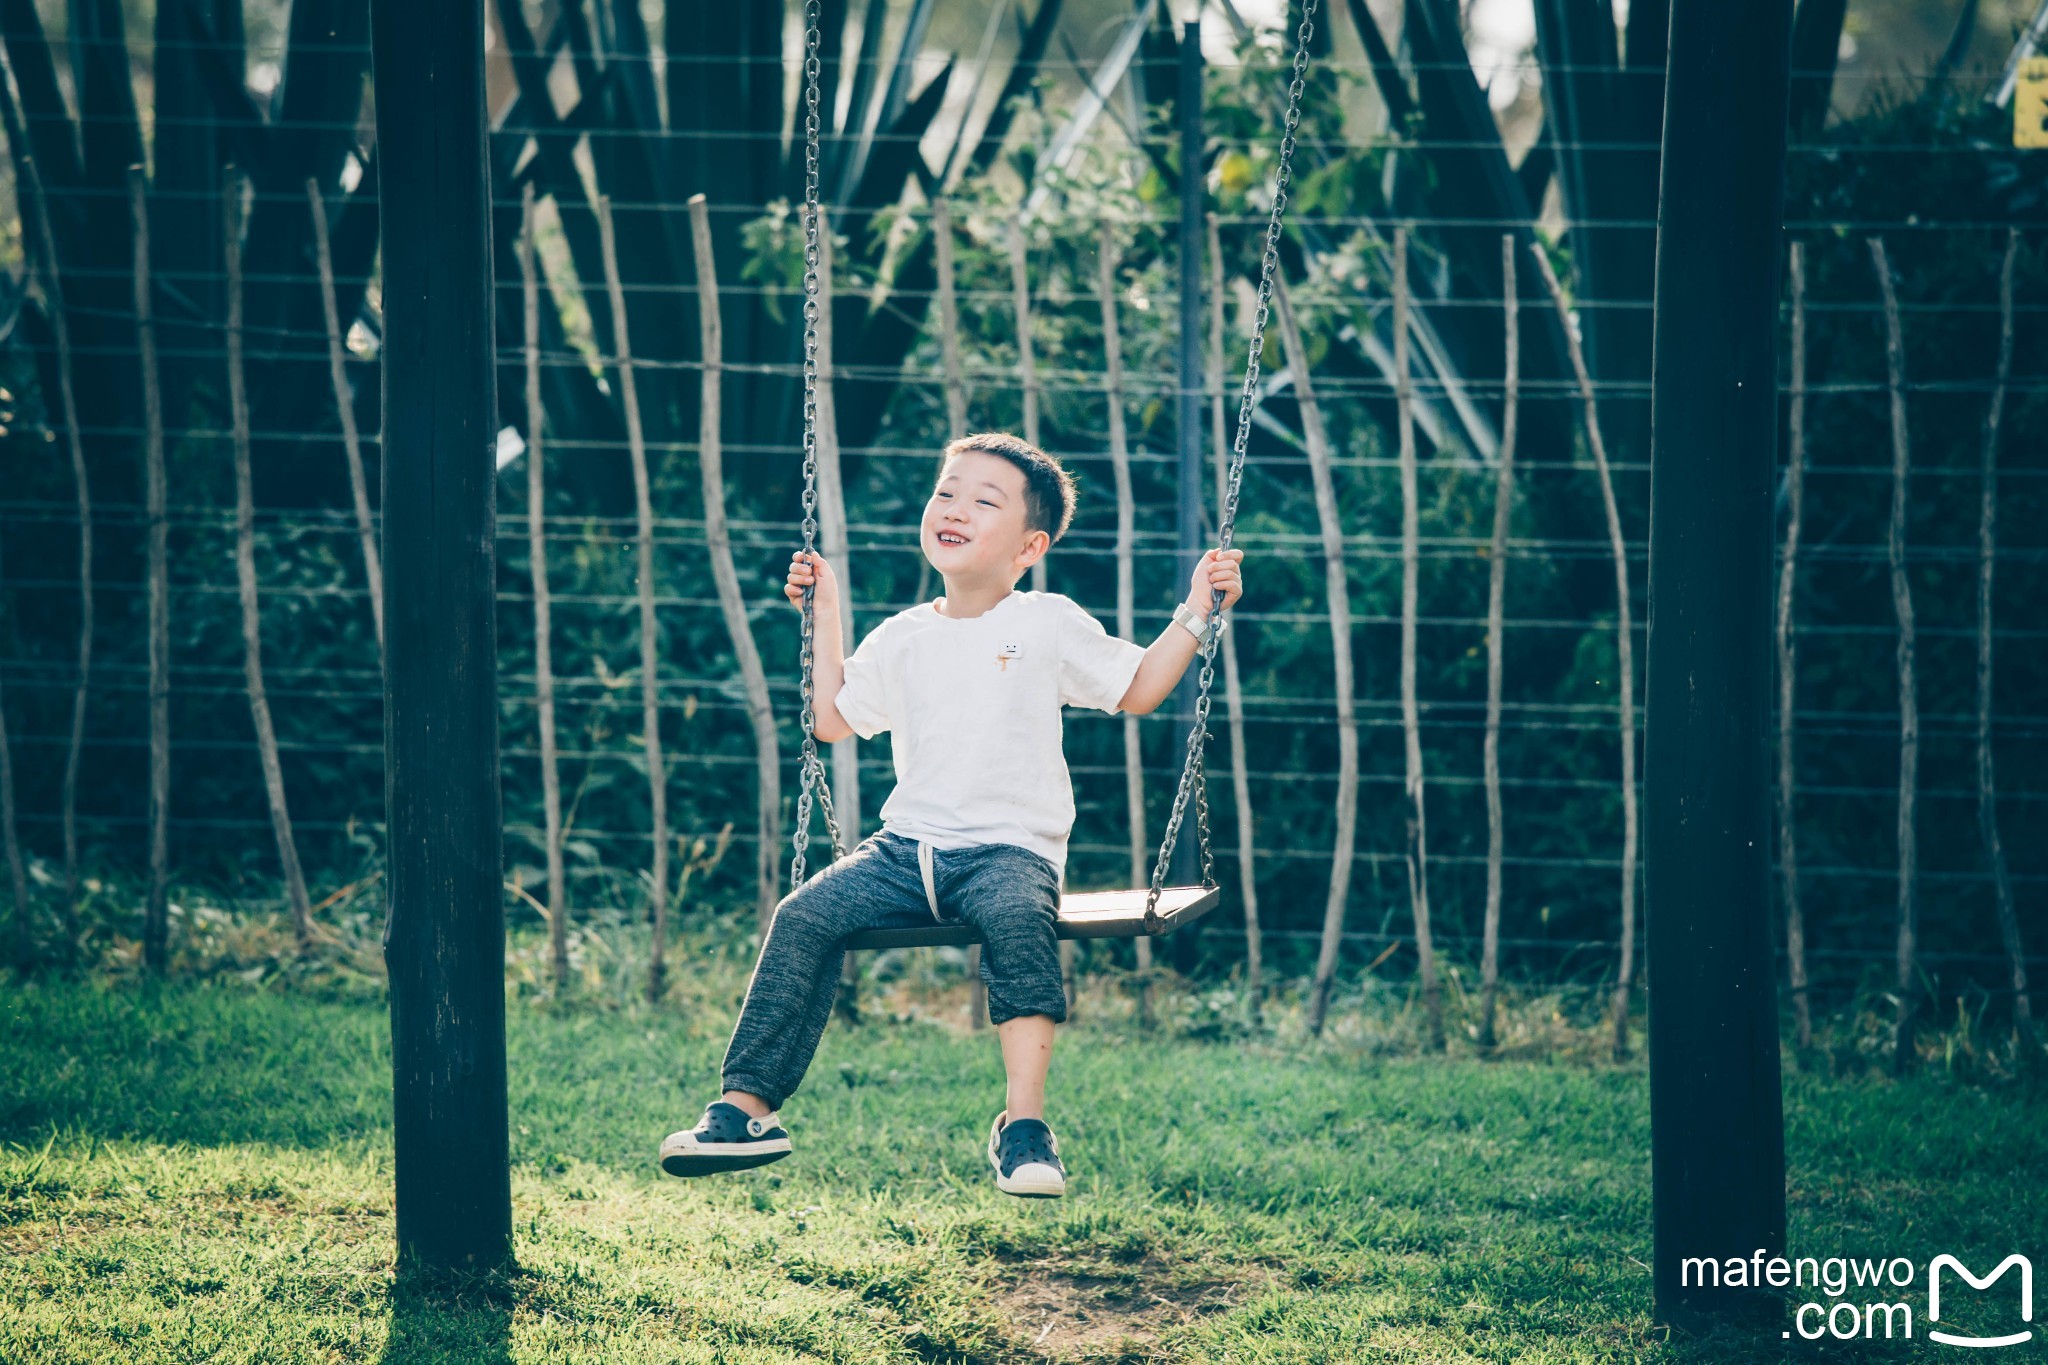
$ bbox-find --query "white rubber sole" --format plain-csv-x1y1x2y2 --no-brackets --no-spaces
659,1131,791,1178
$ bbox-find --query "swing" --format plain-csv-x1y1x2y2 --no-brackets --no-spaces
785,0,1319,952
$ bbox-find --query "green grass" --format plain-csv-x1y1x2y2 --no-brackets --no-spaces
2,974,2042,1363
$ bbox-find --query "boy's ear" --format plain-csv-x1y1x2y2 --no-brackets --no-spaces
1017,528,1050,570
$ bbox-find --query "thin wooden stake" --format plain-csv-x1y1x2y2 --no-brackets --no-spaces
1779,242,1812,1050
690,194,782,938
1097,226,1152,1001
1868,237,1919,1076
1272,272,1358,1040
1479,233,1519,1052
1,530,30,971
519,185,568,991
21,155,89,950
1975,229,2032,1056
1207,213,1261,999
133,167,172,971
307,178,385,668
596,195,671,1003
1532,240,1639,1062
1394,231,1444,1052
226,170,315,948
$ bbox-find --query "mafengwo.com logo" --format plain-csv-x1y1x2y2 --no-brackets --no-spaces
1681,1250,2033,1345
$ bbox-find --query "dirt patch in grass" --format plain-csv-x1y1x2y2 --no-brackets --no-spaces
982,1255,1277,1361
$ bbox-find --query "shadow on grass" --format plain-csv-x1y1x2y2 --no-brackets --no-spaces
382,1266,516,1365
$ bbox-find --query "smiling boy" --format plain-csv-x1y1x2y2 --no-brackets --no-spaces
660,432,1244,1197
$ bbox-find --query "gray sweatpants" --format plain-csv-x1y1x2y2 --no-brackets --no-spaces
720,829,1067,1110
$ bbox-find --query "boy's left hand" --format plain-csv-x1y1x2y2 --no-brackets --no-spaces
1186,547,1245,615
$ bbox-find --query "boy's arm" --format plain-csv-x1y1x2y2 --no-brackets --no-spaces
1115,548,1244,715
808,606,855,744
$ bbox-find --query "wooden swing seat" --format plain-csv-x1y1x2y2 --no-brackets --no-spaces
843,884,1222,951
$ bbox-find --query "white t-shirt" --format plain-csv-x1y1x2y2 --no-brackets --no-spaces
831,590,1148,888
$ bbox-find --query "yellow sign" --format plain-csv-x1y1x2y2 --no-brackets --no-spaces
2018,57,2048,149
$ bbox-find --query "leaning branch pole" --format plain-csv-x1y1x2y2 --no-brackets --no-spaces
132,166,172,972
1645,0,1791,1328
373,0,512,1273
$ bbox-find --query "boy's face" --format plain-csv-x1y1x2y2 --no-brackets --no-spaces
920,450,1048,586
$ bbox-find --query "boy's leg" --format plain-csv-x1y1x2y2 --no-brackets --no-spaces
940,845,1068,1114
996,1014,1055,1120
719,833,930,1110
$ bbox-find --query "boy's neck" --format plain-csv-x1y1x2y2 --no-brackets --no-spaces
935,577,1016,620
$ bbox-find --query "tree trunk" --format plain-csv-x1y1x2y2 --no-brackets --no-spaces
1869,237,1919,1077
1479,234,1519,1053
519,186,570,992
308,178,386,669
1532,241,1638,1062
597,196,671,1004
227,172,315,950
1272,273,1358,1040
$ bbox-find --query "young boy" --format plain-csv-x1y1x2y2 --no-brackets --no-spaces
660,432,1245,1197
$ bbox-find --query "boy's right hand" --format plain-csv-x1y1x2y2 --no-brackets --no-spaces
784,550,840,614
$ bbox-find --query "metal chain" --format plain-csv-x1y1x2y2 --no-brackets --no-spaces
1144,0,1318,927
790,0,842,890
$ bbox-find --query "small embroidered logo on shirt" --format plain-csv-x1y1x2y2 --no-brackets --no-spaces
996,643,1023,671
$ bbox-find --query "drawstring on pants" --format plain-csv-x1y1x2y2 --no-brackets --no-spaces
917,838,943,922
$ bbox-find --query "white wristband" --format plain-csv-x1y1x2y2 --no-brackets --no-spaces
1172,601,1223,645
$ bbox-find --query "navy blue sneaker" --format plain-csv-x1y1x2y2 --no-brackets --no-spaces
987,1110,1066,1198
659,1101,791,1177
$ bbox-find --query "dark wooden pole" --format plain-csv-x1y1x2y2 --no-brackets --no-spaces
1169,19,1203,937
373,0,511,1273
1645,0,1792,1330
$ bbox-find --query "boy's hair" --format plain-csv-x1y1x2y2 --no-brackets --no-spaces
939,432,1078,547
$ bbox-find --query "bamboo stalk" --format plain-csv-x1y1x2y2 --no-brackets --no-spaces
1531,241,1638,1062
1780,242,1812,1050
21,155,89,951
596,195,671,1003
1975,230,2032,1057
814,227,864,1021
133,167,172,972
1207,213,1261,998
307,178,385,668
1272,272,1358,1040
1013,222,1068,1010
520,186,569,992
690,195,782,939
1394,231,1444,1052
1097,227,1152,998
936,201,986,1026
1868,237,1919,1076
1479,233,1518,1052
226,170,315,949
935,199,969,437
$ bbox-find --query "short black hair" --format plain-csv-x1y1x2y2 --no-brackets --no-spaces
939,432,1077,546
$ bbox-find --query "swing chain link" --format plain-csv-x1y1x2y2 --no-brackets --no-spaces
790,0,842,891
1144,0,1317,928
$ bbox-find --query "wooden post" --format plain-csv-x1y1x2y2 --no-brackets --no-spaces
20,155,89,951
132,167,172,972
595,195,671,1003
1479,234,1519,1052
519,186,568,991
1779,243,1811,1051
1532,241,1639,1062
226,171,315,949
1645,0,1791,1325
1167,18,1204,934
689,194,782,937
1,533,29,971
1097,227,1152,1000
1976,230,2034,1059
1869,237,1919,1077
374,0,512,1273
308,178,386,669
1207,213,1260,998
1272,272,1357,1040
1394,231,1443,1051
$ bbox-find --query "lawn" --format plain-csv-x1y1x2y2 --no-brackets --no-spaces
2,972,2041,1363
